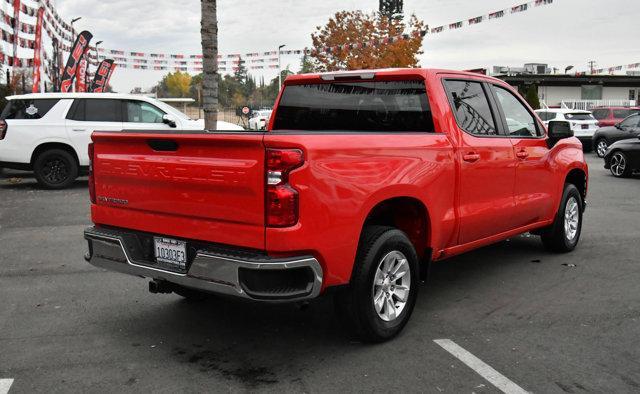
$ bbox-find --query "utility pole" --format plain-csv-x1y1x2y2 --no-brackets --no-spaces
587,60,596,75
278,44,286,89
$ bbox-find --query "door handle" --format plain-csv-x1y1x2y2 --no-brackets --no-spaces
516,150,529,159
462,152,480,162
72,128,86,132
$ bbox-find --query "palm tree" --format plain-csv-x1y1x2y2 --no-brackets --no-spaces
201,0,218,130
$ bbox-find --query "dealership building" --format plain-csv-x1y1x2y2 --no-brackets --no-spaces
492,64,640,109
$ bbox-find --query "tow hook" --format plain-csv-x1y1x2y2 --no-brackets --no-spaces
149,279,173,294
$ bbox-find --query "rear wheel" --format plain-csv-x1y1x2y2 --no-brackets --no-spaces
541,184,583,253
334,226,419,342
33,149,78,189
609,151,632,178
595,138,608,158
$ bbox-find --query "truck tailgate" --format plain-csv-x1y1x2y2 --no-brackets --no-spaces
91,131,266,250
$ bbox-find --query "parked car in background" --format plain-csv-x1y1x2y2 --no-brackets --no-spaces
248,109,272,130
604,136,640,177
591,106,640,127
84,68,588,342
0,93,243,189
535,108,598,151
592,113,640,157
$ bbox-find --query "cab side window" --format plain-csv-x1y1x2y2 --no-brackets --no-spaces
444,80,497,136
125,101,165,123
493,86,542,137
67,99,122,122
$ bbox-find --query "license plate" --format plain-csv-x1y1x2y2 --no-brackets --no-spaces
154,237,187,270
581,124,589,129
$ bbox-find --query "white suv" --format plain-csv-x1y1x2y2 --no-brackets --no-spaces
0,93,243,188
534,108,599,151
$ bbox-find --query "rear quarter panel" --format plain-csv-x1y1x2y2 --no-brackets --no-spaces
263,132,456,287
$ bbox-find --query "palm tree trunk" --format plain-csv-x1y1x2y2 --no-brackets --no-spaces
201,0,218,130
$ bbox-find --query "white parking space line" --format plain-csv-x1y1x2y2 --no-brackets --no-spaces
0,379,14,394
434,339,528,394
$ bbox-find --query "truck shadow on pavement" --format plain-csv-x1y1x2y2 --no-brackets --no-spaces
0,170,88,190
100,235,553,388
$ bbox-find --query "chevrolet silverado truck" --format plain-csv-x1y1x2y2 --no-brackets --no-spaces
84,69,588,342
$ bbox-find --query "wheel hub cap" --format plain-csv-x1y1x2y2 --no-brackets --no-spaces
597,141,607,157
564,196,579,241
372,251,411,322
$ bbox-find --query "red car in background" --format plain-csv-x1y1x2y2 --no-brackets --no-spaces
591,107,640,127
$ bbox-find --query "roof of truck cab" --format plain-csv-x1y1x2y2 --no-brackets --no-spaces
5,92,158,100
285,68,506,84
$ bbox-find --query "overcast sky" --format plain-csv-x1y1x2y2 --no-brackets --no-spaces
54,0,640,93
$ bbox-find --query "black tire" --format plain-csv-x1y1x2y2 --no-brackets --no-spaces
540,184,583,253
33,149,78,189
609,151,632,178
334,226,420,342
595,138,608,158
173,285,209,302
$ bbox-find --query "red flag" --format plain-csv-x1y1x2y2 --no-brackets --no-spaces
32,7,44,93
60,30,92,92
90,59,113,92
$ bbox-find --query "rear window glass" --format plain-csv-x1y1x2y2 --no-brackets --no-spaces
591,109,609,120
613,109,638,119
564,113,594,121
272,81,434,132
1,99,60,119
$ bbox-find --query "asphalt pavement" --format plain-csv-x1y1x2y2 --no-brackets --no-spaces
1,154,639,393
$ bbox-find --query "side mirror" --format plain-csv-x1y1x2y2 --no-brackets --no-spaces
547,121,573,147
615,123,623,130
162,114,177,128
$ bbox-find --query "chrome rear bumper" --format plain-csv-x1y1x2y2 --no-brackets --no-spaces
84,226,323,301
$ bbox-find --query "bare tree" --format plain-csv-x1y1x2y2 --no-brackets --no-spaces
201,0,218,130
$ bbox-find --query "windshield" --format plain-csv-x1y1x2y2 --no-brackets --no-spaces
564,113,594,121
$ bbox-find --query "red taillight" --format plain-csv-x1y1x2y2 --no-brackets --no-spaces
266,148,304,227
0,120,7,140
88,143,96,204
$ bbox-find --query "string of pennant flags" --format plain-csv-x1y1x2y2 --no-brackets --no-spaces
1,0,558,75
593,62,640,75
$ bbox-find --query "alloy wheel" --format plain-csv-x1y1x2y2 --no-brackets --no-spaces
596,140,607,157
610,153,626,177
372,250,411,322
564,196,580,241
42,157,69,184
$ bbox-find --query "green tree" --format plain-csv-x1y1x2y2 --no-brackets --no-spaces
165,71,192,97
524,84,541,110
299,53,315,74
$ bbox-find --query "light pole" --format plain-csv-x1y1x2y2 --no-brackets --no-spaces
70,17,82,92
278,44,286,89
70,17,82,41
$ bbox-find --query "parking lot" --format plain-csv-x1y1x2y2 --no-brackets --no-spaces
0,153,639,393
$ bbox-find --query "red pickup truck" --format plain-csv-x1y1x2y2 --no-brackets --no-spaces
84,69,588,342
